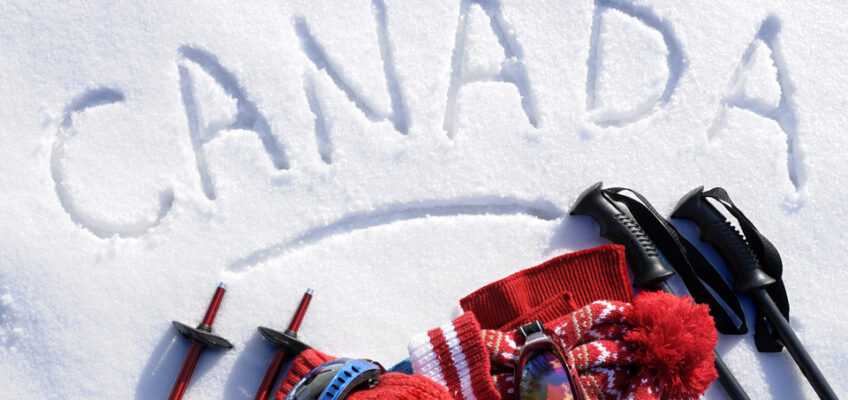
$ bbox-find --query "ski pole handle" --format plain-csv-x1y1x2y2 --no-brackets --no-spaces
571,182,674,288
671,187,776,294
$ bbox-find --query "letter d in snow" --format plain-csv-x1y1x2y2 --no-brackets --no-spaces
585,0,685,128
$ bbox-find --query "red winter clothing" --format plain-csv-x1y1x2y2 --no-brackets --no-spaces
275,348,334,399
460,244,633,331
346,373,455,400
274,349,453,400
409,292,718,400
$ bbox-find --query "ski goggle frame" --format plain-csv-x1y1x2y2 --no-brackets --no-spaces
514,320,586,400
284,358,385,400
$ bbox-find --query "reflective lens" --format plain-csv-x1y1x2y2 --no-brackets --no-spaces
519,350,576,400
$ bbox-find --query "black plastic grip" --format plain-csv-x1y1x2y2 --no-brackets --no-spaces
671,186,775,294
570,182,674,288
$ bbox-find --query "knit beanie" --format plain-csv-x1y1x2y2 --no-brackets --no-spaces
409,291,718,400
460,244,633,331
274,348,454,400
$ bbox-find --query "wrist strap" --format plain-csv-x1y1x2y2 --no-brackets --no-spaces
700,187,788,352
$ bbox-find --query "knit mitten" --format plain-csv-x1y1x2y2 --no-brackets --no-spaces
408,312,501,400
274,348,453,400
460,244,633,331
348,373,455,400
409,291,718,400
275,349,335,400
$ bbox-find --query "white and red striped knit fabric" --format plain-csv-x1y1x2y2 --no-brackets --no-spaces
408,312,501,400
409,300,668,400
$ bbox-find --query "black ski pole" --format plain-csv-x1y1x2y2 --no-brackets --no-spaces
673,187,837,400
571,182,751,400
655,280,749,400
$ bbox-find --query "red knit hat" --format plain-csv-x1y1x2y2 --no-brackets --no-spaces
460,244,633,330
274,349,453,400
409,292,718,400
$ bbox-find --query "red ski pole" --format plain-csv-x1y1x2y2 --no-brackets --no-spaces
169,283,234,400
253,289,313,400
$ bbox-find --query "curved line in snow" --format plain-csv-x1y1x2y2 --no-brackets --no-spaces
228,197,564,273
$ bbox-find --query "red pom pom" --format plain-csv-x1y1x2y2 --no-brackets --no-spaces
624,291,718,400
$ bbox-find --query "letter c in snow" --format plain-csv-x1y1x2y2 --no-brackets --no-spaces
52,88,174,238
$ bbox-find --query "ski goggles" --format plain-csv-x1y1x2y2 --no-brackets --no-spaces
285,358,385,400
515,321,586,400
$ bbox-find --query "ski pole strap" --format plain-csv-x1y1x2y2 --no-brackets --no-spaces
700,187,789,352
604,188,747,336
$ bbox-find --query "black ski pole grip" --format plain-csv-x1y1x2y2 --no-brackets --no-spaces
671,187,776,294
571,182,674,288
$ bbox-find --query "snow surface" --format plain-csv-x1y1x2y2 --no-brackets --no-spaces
1,0,847,399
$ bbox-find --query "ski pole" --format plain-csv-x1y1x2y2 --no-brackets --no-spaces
253,289,314,400
169,283,234,400
656,282,750,400
673,189,837,400
571,182,751,400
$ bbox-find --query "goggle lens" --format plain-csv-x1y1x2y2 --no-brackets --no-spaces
519,350,576,400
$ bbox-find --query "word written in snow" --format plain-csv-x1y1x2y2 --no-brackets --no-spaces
54,5,798,239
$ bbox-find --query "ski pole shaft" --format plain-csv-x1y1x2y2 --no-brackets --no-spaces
714,354,750,400
201,284,226,326
287,288,313,332
254,351,287,400
169,283,233,400
254,289,314,400
168,344,203,400
753,290,837,400
657,282,751,400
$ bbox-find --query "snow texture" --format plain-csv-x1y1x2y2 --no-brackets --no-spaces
0,0,847,399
